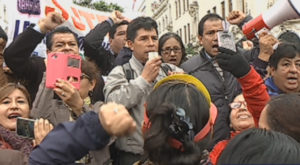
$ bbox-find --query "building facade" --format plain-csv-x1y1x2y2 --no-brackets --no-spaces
138,0,300,54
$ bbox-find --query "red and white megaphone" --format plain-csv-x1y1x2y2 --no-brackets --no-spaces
242,0,300,39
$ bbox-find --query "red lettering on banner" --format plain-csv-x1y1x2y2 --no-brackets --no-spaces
43,1,113,31
78,10,95,29
45,6,55,15
52,0,69,20
71,7,86,30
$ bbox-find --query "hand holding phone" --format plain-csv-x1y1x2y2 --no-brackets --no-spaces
16,117,35,139
217,31,237,53
33,119,53,146
46,53,82,90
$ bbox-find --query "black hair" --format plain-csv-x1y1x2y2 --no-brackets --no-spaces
109,20,129,39
144,82,211,165
0,26,7,41
278,30,300,47
198,13,223,36
218,128,300,164
269,42,300,69
46,26,79,50
126,17,158,42
81,59,103,103
266,93,300,143
158,32,187,65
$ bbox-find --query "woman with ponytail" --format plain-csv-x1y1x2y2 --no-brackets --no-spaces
137,74,217,165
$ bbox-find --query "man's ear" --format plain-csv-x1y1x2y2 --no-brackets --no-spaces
127,40,134,51
198,35,203,46
109,37,113,45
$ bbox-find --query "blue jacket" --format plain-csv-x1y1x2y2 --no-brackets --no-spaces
265,77,283,96
29,111,110,165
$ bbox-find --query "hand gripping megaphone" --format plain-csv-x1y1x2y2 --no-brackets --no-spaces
242,0,300,39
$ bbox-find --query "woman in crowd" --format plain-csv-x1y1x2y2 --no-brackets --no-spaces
218,128,300,164
138,74,217,165
0,83,52,163
30,59,111,164
31,59,100,125
210,46,270,165
212,44,300,164
158,32,187,66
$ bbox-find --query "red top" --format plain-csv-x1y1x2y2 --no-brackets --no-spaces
209,67,270,165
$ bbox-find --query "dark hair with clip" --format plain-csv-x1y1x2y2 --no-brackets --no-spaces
168,107,195,143
143,81,211,165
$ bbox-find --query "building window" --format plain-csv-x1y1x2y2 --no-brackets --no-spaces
184,25,187,44
179,0,181,17
166,16,168,27
229,0,233,12
242,0,245,13
180,28,182,39
187,0,189,10
187,23,190,42
183,0,186,12
213,6,216,14
175,2,178,19
221,1,225,18
159,22,161,34
163,18,165,31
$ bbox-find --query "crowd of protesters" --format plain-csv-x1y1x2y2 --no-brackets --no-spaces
0,8,300,165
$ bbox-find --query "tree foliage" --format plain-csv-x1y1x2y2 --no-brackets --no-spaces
73,0,124,12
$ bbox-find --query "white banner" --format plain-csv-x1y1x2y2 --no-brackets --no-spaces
0,0,140,57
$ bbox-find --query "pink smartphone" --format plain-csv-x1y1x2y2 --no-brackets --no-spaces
46,52,82,90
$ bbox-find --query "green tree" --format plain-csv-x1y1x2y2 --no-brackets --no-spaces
185,43,198,57
73,0,92,7
73,0,124,12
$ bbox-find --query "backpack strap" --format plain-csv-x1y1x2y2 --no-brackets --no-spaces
161,64,172,76
122,62,134,81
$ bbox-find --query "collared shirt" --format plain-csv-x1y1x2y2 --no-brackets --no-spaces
204,51,224,80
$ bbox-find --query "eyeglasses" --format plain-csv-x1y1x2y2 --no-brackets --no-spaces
161,47,182,55
229,101,247,109
80,73,90,80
